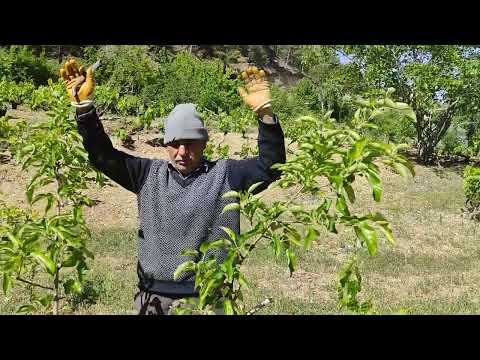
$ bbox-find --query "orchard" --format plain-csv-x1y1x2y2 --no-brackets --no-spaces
1,45,480,315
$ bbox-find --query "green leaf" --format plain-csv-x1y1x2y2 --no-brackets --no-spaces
64,279,82,295
222,190,240,199
38,294,54,307
26,186,34,204
222,202,240,214
372,213,395,246
350,138,368,161
2,273,11,295
73,206,82,222
20,144,35,155
16,304,37,314
223,252,235,283
223,299,234,315
31,252,56,275
247,182,264,194
173,261,196,281
285,227,302,246
199,238,232,253
303,227,319,250
299,143,314,151
238,272,249,289
354,223,378,256
199,278,220,308
367,171,382,202
336,195,350,216
285,249,297,276
327,217,337,233
392,162,410,178
220,226,237,242
181,249,200,257
270,234,283,258
61,253,78,268
6,232,20,249
378,223,395,246
83,248,94,259
45,194,54,214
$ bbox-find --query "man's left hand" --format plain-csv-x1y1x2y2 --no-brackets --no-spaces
238,66,273,116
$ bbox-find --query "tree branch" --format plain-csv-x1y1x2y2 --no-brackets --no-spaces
16,277,54,291
246,298,272,315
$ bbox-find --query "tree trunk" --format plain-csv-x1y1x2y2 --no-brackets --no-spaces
414,101,457,165
53,269,59,315
418,140,436,165
58,45,62,64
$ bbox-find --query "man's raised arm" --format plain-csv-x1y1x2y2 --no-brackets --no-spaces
61,59,152,194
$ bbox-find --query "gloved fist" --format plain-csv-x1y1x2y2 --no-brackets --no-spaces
60,58,99,108
238,66,272,114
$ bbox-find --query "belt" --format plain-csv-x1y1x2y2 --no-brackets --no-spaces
137,261,199,298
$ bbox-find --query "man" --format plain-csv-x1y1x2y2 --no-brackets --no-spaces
60,58,286,315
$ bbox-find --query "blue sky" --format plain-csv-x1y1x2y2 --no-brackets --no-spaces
337,51,352,64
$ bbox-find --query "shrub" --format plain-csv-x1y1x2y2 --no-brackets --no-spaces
464,165,480,219
142,52,241,113
438,123,468,157
90,45,158,96
94,85,120,113
270,84,316,124
0,78,36,109
0,46,58,86
116,95,143,116
28,80,66,111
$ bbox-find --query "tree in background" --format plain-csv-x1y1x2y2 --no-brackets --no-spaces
339,45,480,164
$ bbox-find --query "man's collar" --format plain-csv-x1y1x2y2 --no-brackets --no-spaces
167,158,210,179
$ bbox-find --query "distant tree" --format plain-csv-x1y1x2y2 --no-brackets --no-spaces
339,45,480,164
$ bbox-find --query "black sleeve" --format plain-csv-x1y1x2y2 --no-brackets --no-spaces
227,115,286,193
76,107,153,194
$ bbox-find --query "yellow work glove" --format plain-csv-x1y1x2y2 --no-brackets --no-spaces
238,66,272,114
60,58,100,109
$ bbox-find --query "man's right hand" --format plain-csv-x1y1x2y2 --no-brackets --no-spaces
60,59,98,111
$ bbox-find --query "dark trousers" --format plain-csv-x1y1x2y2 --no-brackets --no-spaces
134,291,225,315
134,291,187,315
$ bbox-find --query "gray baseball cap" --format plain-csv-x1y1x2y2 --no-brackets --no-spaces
163,103,209,145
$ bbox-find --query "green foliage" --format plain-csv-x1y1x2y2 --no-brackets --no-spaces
343,88,417,145
28,80,66,111
217,144,230,159
0,115,27,154
116,94,143,116
94,85,119,113
340,45,480,163
239,142,258,159
0,81,107,314
174,93,415,315
203,142,214,161
337,254,375,314
200,105,256,136
202,142,230,161
90,45,159,96
464,165,480,219
142,52,241,113
112,128,130,143
0,78,35,109
0,103,7,117
438,124,468,156
270,84,317,127
0,46,58,86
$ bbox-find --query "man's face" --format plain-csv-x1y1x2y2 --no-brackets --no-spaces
166,139,207,175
